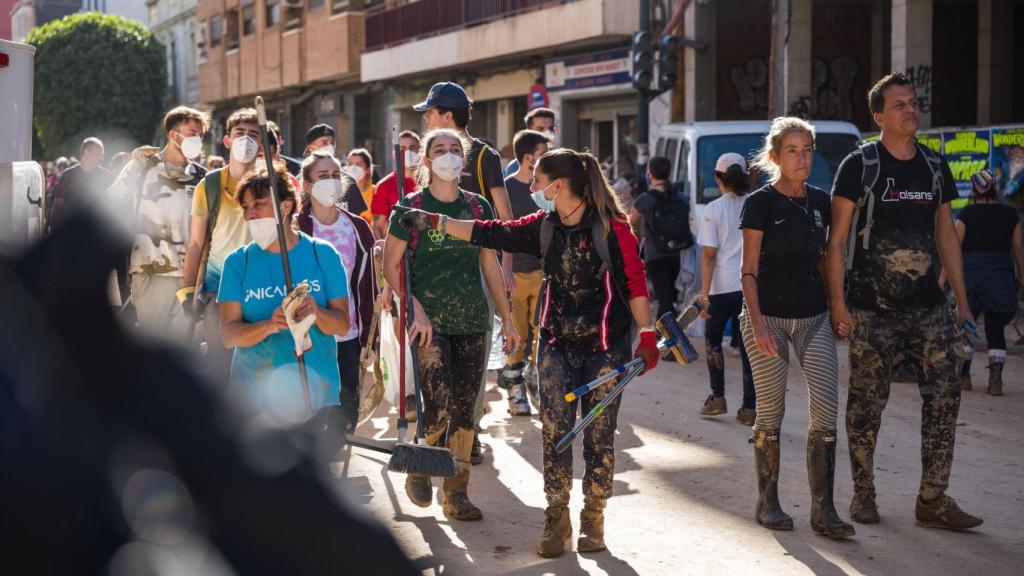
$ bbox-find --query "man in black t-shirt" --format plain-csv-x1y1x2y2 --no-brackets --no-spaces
49,137,114,228
826,73,982,531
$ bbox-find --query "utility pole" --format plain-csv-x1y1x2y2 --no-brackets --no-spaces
637,0,651,167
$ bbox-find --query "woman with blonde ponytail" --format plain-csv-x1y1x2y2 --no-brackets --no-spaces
392,147,657,558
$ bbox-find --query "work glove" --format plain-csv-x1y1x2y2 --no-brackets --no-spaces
634,330,659,375
282,281,316,357
177,285,197,320
392,205,440,232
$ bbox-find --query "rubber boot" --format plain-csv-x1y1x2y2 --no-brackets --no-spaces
508,382,532,416
987,360,1004,396
807,430,855,539
960,358,972,391
753,430,793,530
524,362,540,406
577,496,607,553
405,474,432,508
536,502,571,558
441,429,482,521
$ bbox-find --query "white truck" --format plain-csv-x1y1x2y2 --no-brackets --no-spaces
0,38,45,251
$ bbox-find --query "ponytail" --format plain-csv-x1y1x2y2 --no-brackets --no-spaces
536,148,627,236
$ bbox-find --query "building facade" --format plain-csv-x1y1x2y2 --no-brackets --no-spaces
195,0,367,159
1,0,16,39
148,0,202,106
10,0,78,41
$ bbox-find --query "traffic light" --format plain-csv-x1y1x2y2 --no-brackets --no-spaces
657,34,680,92
631,31,655,92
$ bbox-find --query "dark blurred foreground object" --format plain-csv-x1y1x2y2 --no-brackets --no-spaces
0,209,418,575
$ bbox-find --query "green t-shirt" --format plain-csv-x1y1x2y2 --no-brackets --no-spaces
388,188,494,335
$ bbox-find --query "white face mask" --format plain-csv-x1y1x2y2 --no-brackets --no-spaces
345,164,367,182
231,136,258,164
177,133,203,160
311,178,343,207
315,144,336,157
248,217,279,250
430,152,463,182
404,149,420,168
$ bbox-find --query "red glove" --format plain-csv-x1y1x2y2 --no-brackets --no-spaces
634,330,659,374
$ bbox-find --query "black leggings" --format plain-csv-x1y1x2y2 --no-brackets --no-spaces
337,339,362,432
646,255,681,320
978,310,1015,350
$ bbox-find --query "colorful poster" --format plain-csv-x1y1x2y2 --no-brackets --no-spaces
941,130,990,198
991,127,1024,198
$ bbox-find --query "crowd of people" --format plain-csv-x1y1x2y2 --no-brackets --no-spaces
40,73,1021,558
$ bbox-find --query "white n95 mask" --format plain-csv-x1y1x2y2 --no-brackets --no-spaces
231,136,258,164
311,178,344,207
345,164,367,182
404,149,420,168
248,217,279,250
430,153,463,182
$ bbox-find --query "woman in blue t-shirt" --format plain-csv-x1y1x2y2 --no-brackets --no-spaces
218,167,350,419
740,117,853,539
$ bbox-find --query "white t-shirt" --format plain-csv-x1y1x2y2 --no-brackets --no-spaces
698,192,747,295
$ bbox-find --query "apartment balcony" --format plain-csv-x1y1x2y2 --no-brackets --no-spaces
360,0,637,82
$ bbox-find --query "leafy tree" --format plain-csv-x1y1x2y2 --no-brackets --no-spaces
27,13,166,159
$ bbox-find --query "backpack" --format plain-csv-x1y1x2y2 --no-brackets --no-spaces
641,187,694,253
204,168,224,243
405,190,485,251
846,141,944,270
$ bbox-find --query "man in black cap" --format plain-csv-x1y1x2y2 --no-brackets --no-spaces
414,81,515,466
305,123,336,157
414,81,512,222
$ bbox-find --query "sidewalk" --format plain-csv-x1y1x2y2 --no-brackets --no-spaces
343,337,1024,575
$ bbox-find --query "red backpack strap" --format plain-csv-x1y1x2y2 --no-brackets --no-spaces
462,190,485,220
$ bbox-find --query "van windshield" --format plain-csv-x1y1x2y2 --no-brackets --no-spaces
696,133,859,204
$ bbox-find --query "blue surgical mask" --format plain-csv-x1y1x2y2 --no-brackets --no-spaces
531,181,556,211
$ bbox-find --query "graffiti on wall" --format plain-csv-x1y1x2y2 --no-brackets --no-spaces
730,57,769,114
905,64,933,113
787,56,858,121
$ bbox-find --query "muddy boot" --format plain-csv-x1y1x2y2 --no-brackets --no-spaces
753,430,793,530
404,394,417,423
441,430,482,521
700,394,727,416
577,496,607,553
915,494,983,531
536,504,571,558
806,430,855,539
470,433,483,465
524,362,540,407
497,362,524,390
960,359,972,391
736,408,756,427
849,489,880,524
508,383,532,416
405,474,432,508
987,360,1004,396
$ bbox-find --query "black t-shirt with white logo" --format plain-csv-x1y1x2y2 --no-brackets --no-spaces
833,143,957,312
741,184,831,318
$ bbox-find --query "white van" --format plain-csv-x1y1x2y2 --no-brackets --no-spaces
0,39,44,250
653,120,862,233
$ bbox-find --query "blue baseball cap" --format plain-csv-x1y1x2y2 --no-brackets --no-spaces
413,82,472,111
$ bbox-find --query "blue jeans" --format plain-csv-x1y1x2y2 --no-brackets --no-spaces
705,291,755,409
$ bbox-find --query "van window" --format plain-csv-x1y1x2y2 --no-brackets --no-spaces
696,133,858,204
664,138,678,174
655,137,666,157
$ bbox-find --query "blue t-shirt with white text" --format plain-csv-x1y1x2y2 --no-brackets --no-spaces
218,234,349,415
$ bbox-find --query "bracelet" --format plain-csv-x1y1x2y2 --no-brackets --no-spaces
638,324,656,333
742,273,757,282
439,214,448,236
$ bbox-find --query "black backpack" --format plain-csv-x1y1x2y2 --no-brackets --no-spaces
642,187,693,253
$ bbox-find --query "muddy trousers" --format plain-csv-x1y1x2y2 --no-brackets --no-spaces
847,305,962,501
705,291,755,408
740,311,839,433
538,335,631,505
417,332,488,455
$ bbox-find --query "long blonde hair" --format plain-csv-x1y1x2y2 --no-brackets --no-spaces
750,116,816,183
535,148,626,235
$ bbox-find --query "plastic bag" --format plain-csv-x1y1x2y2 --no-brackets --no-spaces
378,307,413,407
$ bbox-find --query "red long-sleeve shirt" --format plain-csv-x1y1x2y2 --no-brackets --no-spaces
471,209,648,366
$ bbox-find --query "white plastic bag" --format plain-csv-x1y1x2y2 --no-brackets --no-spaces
378,308,414,407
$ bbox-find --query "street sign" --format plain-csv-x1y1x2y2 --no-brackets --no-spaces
544,48,632,92
528,84,549,109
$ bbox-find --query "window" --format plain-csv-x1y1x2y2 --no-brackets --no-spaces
308,0,325,10
266,1,281,27
284,0,303,30
242,4,255,35
196,23,207,64
332,0,365,16
225,9,240,50
209,16,222,47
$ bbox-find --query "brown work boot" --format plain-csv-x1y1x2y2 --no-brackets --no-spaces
849,489,880,524
536,505,572,558
441,430,482,521
987,361,1004,396
577,497,606,553
736,408,756,427
405,474,432,508
701,394,727,416
960,359,972,391
916,494,983,531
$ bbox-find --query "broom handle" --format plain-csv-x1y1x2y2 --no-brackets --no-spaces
395,126,409,436
405,252,429,443
255,97,312,413
555,362,643,454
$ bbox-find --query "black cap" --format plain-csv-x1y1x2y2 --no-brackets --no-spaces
305,124,335,145
413,82,472,112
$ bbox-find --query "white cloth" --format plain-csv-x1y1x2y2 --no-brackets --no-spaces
698,192,747,296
